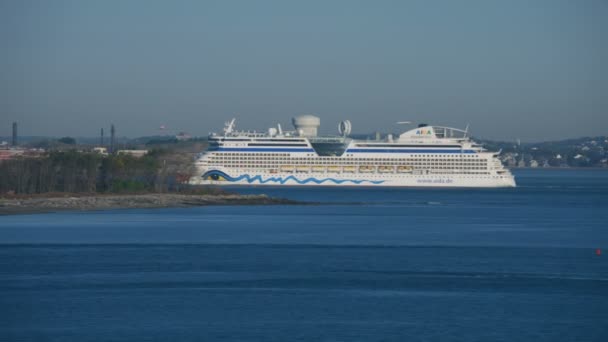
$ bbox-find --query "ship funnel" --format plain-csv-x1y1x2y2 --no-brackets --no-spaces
292,115,320,137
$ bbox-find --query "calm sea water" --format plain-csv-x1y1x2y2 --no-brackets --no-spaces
1,169,607,341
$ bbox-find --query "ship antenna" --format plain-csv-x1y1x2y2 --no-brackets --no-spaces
224,118,236,136
277,123,283,135
464,124,469,138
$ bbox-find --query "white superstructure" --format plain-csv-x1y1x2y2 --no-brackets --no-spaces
191,116,515,187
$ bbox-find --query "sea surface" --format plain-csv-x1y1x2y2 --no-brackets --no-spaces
1,169,607,341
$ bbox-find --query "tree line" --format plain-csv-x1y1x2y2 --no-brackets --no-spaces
0,150,192,195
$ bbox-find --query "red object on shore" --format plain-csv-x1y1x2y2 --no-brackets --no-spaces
596,249,602,256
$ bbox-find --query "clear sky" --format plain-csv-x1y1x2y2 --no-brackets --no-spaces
1,0,606,141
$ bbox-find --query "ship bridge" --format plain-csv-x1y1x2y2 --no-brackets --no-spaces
397,124,468,142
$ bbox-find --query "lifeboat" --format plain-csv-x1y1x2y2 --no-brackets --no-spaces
343,166,356,173
359,165,374,173
327,166,340,172
280,165,294,172
296,165,310,172
397,166,412,173
378,165,394,173
311,166,325,172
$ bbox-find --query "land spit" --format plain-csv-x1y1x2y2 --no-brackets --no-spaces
0,193,301,215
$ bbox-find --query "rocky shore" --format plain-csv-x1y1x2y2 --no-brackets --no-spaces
0,193,301,215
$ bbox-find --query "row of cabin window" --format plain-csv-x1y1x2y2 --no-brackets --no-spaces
212,153,482,158
215,164,489,170
209,156,487,163
210,160,487,165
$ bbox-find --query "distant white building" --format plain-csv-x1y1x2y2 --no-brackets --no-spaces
92,147,108,155
176,132,191,141
117,149,148,157
0,148,24,160
501,153,517,167
517,158,526,168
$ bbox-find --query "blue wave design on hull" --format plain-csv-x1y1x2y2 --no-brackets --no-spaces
202,170,385,185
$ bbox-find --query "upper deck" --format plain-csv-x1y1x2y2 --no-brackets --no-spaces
206,119,487,156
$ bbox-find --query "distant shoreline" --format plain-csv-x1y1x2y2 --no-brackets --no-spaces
0,193,302,216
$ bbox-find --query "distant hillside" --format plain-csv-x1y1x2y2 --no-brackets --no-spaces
477,136,608,168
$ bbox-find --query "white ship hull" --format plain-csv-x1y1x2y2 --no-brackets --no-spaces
190,169,516,188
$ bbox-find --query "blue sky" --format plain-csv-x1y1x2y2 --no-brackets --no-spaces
1,0,606,141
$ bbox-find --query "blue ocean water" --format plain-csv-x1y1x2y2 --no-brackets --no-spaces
1,169,607,341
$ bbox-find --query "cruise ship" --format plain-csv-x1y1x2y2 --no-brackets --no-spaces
191,115,515,187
